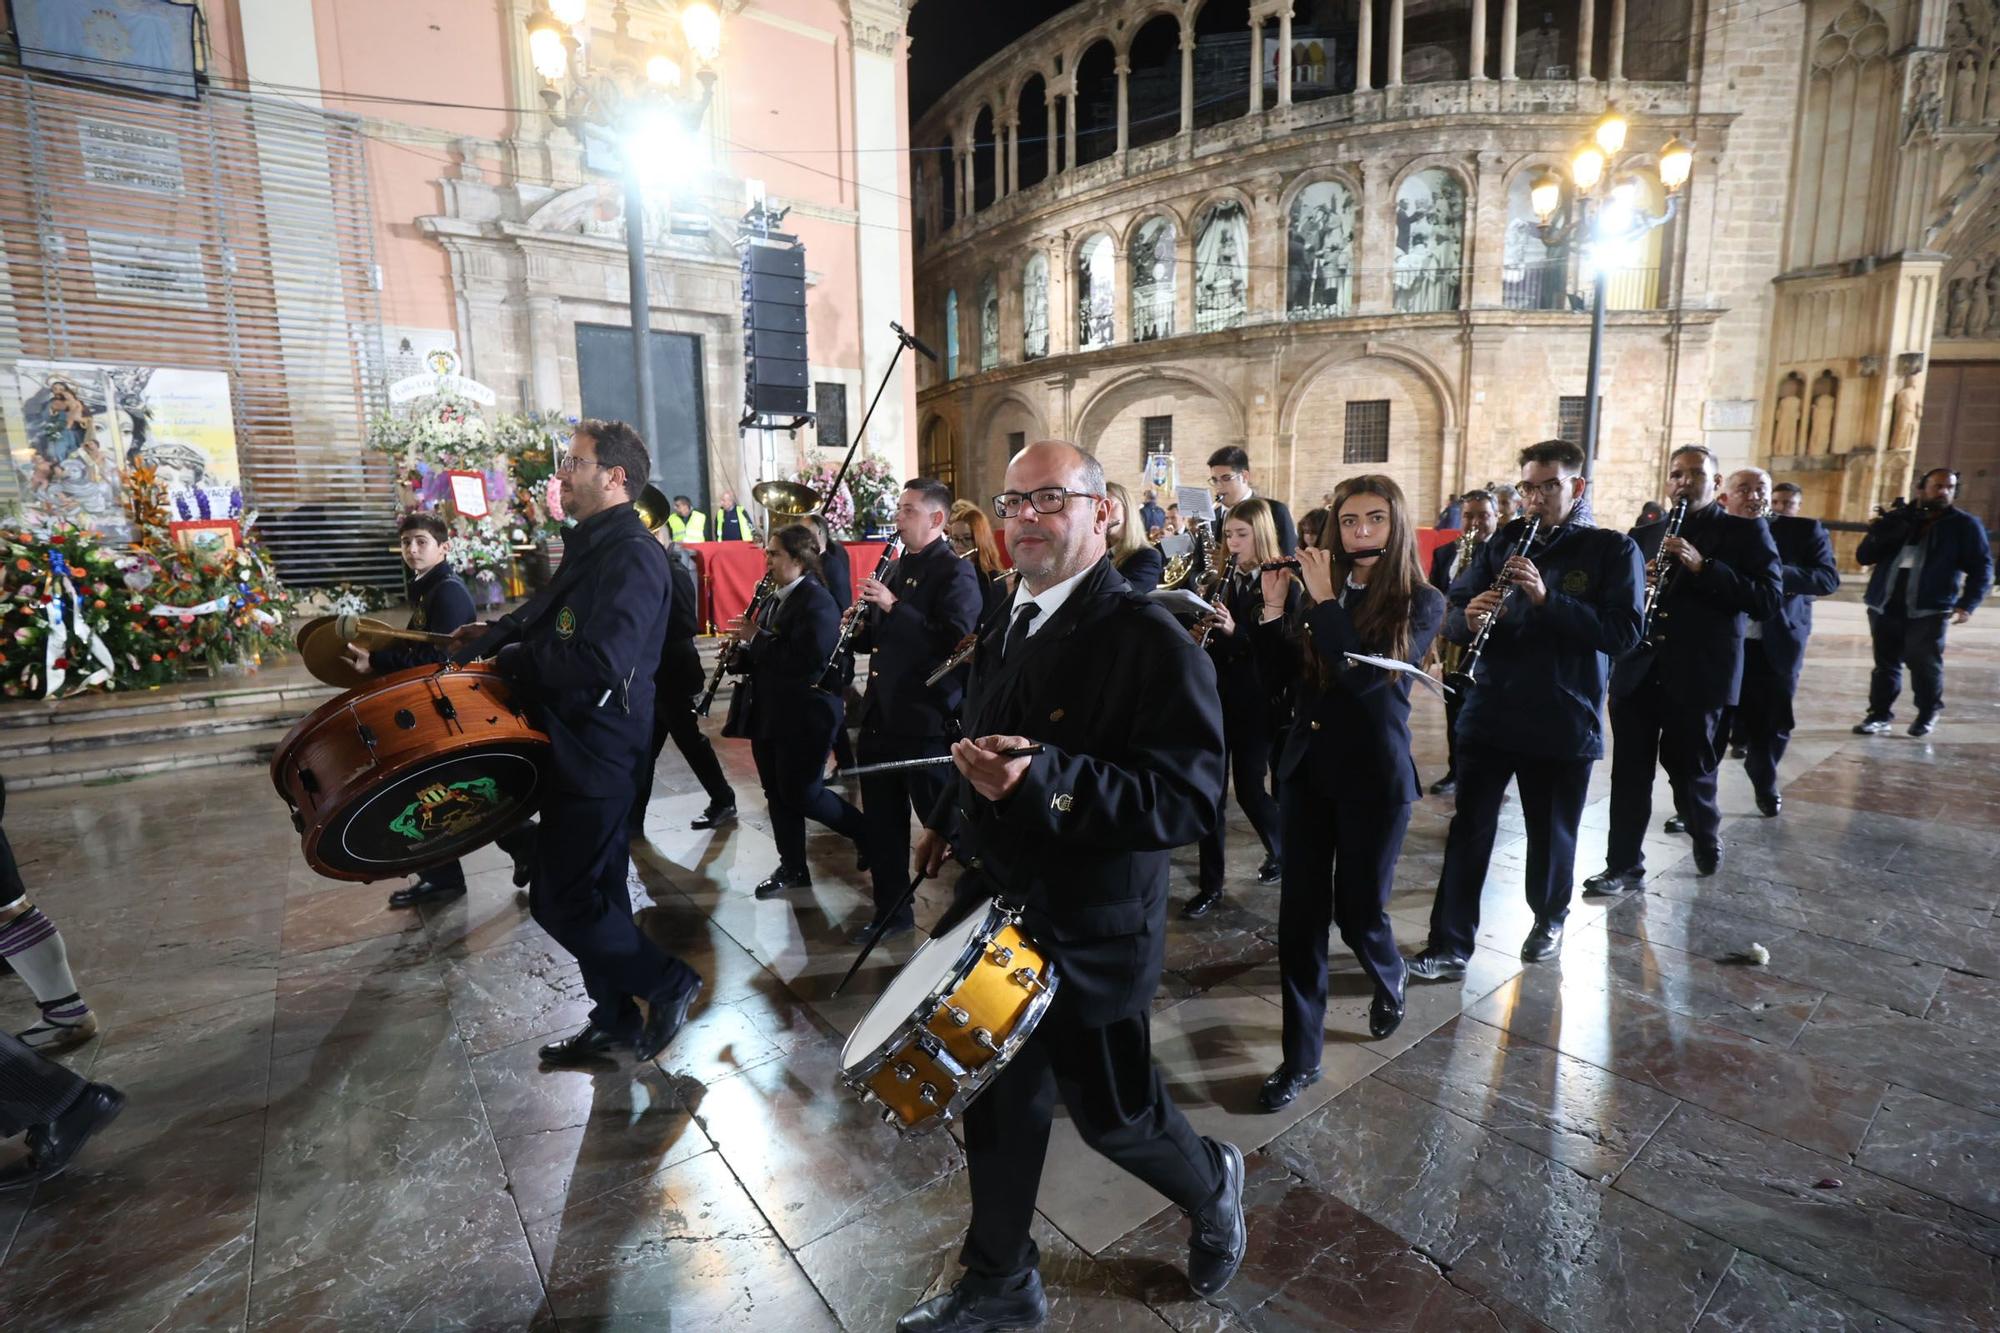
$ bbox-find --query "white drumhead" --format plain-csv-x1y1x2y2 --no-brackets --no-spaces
841,905,996,1071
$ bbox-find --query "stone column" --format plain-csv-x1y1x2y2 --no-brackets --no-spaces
1469,152,1508,306
849,0,916,469
1046,94,1060,173
1180,28,1196,132
1576,0,1594,80
1249,17,1265,114
1005,117,1018,196
1356,163,1393,314
1356,0,1373,91
1277,7,1293,106
956,145,969,219
1386,0,1404,88
1050,234,1073,356
1116,56,1131,155
527,295,564,412
1608,0,1626,80
1500,0,1517,80
1064,89,1077,172
1470,0,1487,79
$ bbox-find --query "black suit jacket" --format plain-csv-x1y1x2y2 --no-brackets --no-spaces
374,561,475,673
733,576,843,742
930,557,1225,1026
492,505,668,797
1257,582,1444,803
653,557,705,700
1426,537,1485,597
1116,544,1164,595
1757,515,1840,686
852,536,982,738
1612,501,1782,710
821,538,852,611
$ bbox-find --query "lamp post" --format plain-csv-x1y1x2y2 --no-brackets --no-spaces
525,0,723,448
1530,113,1693,484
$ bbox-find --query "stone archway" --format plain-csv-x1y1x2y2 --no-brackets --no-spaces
1284,352,1447,518
1075,369,1244,500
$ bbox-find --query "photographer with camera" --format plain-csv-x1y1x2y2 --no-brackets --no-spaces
1853,468,1991,737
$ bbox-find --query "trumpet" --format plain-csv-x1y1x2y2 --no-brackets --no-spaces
1441,517,1542,701
697,574,774,717
818,538,901,692
1636,497,1690,650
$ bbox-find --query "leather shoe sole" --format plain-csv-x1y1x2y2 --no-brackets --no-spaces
1182,888,1223,919
538,1024,629,1066
691,804,737,830
1406,950,1467,983
635,975,703,1062
1257,1064,1321,1112
1187,1140,1246,1297
895,1275,1048,1332
388,879,465,909
1582,868,1645,898
1522,926,1563,963
1368,987,1406,1040
754,869,811,899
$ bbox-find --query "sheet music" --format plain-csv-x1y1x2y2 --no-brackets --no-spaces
1148,588,1213,619
1345,652,1449,701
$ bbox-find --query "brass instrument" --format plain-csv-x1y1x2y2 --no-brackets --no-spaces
923,569,1016,687
1161,515,1217,590
819,538,902,691
1636,497,1690,650
753,479,819,523
635,484,674,532
1434,530,1483,680
697,574,774,717
1442,517,1542,701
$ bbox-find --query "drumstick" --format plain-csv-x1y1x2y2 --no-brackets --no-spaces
333,613,455,648
833,866,935,997
830,744,1045,783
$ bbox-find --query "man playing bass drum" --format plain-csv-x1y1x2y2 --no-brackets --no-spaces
1409,440,1644,980
898,441,1244,1333
1587,444,1781,891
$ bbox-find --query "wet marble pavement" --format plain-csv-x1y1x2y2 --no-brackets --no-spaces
1,599,1997,1331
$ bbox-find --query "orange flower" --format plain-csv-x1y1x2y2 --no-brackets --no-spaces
12,558,26,572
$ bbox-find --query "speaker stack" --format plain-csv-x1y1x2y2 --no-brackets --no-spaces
740,204,812,430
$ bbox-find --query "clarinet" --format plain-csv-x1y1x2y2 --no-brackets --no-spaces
1636,497,1690,650
818,537,902,691
1191,555,1238,647
1441,516,1543,701
696,574,774,717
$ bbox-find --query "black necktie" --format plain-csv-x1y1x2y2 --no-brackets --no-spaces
1003,603,1040,661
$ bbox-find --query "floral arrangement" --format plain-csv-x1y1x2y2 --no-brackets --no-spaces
297,582,394,618
153,539,296,673
841,454,903,535
494,410,570,487
791,460,855,535
0,526,184,698
367,391,505,470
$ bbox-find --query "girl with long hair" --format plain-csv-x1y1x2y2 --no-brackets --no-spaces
1186,497,1300,918
948,498,1014,626
1105,480,1164,594
1251,476,1442,1109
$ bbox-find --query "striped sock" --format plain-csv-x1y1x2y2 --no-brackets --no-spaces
0,904,84,1009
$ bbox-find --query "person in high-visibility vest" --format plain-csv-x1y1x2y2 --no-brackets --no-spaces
712,489,758,542
665,495,706,543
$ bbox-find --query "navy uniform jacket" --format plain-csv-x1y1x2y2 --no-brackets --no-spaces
1758,515,1840,687
1444,520,1644,761
1612,501,1782,711
852,535,982,738
653,556,705,700
1858,504,1992,616
1256,581,1444,803
492,504,669,798
928,557,1225,1026
1207,572,1299,731
373,560,474,673
1116,544,1164,595
1427,536,1482,596
733,575,843,743
974,565,1014,629
821,537,853,611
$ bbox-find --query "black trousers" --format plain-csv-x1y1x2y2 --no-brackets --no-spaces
628,691,736,833
1867,609,1949,718
858,732,951,928
423,821,536,894
1736,639,1795,802
0,1027,86,1137
960,1002,1221,1287
1277,784,1411,1071
751,735,865,869
1426,742,1592,959
530,791,692,1033
1441,688,1464,779
1196,710,1282,891
1607,677,1725,871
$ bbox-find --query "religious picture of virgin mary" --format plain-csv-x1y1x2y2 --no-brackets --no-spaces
14,371,132,542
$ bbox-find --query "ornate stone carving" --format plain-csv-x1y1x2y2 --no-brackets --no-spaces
1889,376,1923,453
1771,371,1805,456
1806,369,1839,456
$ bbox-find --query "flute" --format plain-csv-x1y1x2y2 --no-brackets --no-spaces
1255,547,1384,573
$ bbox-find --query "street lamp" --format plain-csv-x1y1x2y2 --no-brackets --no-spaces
525,0,723,451
1532,111,1693,482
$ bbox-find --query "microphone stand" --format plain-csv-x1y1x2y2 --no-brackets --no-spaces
818,322,932,514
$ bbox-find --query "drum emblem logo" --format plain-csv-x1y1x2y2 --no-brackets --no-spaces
556,607,576,639
389,777,502,842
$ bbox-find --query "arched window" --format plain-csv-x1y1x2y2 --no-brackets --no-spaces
1076,234,1116,350
1074,41,1118,167
978,274,1000,371
1600,174,1671,311
1126,17,1182,152
1192,0,1251,128
972,106,998,211
944,289,960,378
1393,169,1466,314
1503,170,1567,310
1287,180,1354,319
921,417,956,494
1015,75,1049,190
1194,200,1249,332
1022,252,1050,360
1130,216,1177,341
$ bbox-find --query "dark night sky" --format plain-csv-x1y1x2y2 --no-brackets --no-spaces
906,0,1082,118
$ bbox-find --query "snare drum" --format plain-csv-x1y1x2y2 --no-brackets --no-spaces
840,902,1058,1134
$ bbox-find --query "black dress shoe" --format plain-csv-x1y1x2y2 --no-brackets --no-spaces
538,1023,630,1066
1663,814,1687,834
1582,866,1645,898
1256,856,1282,885
1428,775,1457,796
1521,920,1563,963
1368,984,1405,1040
691,801,737,830
1729,744,1748,760
754,865,812,899
510,849,533,889
1187,1139,1246,1297
848,917,915,946
896,1272,1047,1332
1852,715,1892,735
387,878,465,909
1757,792,1782,818
1910,714,1939,737
1694,843,1722,877
1182,885,1224,919
1407,948,1468,982
635,971,703,1062
1257,1063,1321,1112
0,1082,124,1191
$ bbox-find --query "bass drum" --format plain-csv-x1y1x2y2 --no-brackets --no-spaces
270,664,549,882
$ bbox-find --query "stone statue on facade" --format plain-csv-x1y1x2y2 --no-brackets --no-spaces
1807,370,1839,455
1971,262,1993,335
1954,50,1980,123
1771,373,1805,455
1947,277,1972,336
1889,377,1923,454
1984,261,2000,333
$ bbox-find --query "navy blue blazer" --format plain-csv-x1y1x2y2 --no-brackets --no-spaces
1612,501,1782,712
653,556,705,700
373,560,475,673
1257,581,1444,804
852,536,982,738
734,575,843,743
1117,544,1164,595
821,537,852,611
1858,504,1991,616
1757,515,1840,685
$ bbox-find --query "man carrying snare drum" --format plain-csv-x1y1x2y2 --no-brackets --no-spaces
899,440,1243,1333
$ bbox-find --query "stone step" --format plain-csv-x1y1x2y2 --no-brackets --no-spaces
0,699,316,762
6,723,295,791
0,670,335,732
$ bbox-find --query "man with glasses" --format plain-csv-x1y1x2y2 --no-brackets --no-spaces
897,441,1243,1332
453,420,703,1068
1409,440,1644,979
1206,446,1297,554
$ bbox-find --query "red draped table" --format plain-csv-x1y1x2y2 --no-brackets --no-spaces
685,540,891,631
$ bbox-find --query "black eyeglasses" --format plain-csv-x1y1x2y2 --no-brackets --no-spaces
991,487,1104,519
